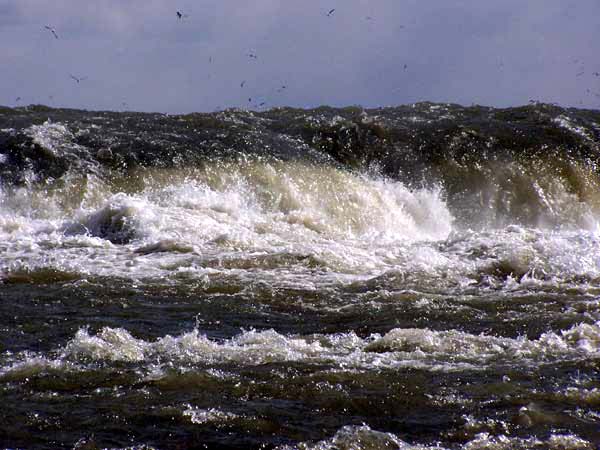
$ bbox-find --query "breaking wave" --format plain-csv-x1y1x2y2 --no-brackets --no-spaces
2,320,598,381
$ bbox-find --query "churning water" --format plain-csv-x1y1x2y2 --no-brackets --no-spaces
1,103,599,448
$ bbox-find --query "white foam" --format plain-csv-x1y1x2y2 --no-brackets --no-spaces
553,115,594,142
559,387,600,404
2,161,600,294
0,354,74,379
0,162,456,283
367,321,600,362
24,120,75,157
463,432,593,450
32,321,598,374
279,425,594,450
182,405,240,425
443,227,600,290
279,425,419,450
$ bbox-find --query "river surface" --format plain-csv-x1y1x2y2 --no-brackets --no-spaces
1,103,599,449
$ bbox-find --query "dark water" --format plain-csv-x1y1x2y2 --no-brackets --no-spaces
1,103,600,449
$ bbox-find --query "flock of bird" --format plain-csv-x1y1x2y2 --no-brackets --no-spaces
10,8,600,110
15,8,343,110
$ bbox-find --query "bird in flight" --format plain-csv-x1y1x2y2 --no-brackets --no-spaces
70,74,87,83
45,25,59,39
176,11,189,20
327,9,335,17
248,53,258,59
240,80,246,88
15,96,21,102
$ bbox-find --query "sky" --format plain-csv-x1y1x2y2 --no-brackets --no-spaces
1,0,599,113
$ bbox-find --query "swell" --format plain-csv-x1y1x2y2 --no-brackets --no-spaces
1,103,600,228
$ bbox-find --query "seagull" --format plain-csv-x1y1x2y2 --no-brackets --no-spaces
403,64,408,70
15,96,21,102
176,11,188,20
259,102,266,106
327,9,335,17
69,74,87,83
248,53,258,59
45,25,58,39
276,85,287,92
240,80,246,88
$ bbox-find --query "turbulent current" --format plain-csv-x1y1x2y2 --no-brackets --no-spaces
1,103,600,449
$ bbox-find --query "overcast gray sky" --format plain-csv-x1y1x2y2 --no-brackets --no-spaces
1,0,599,113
